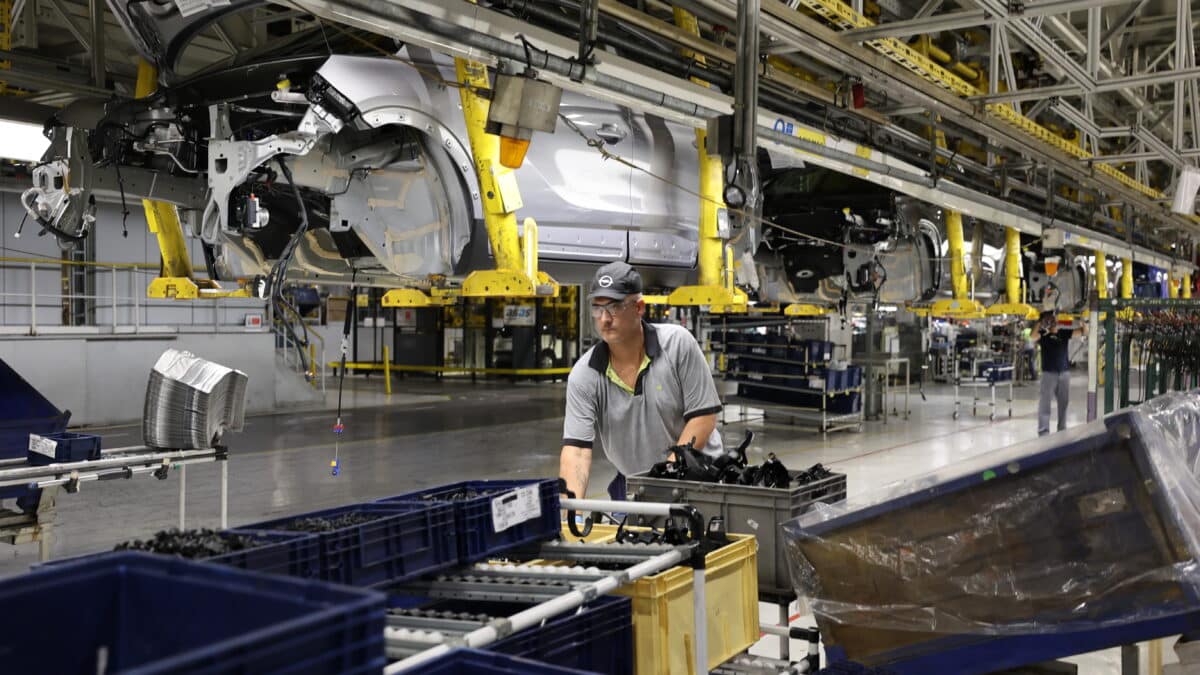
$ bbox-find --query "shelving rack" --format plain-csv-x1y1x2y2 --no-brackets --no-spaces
712,318,864,435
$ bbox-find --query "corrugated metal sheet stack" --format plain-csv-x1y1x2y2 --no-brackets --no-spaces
142,349,248,449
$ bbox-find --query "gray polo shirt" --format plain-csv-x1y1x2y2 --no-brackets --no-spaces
562,321,723,477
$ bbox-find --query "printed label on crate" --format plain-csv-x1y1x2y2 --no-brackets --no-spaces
491,485,542,532
28,434,56,459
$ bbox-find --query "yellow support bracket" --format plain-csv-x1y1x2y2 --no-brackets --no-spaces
642,294,670,305
930,298,987,319
985,303,1040,319
666,285,748,314
783,303,833,316
381,289,455,308
145,277,253,299
462,269,559,298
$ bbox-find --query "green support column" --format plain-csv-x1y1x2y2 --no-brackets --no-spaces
1104,304,1116,414
1119,334,1132,408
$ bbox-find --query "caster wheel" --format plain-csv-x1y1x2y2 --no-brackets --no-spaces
952,411,960,420
989,414,996,422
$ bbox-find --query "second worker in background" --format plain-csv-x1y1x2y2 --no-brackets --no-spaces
1033,309,1086,436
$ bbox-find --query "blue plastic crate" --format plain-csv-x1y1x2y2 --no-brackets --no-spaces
493,595,632,674
209,529,322,579
846,365,863,388
818,662,897,674
827,392,861,414
379,479,560,563
982,362,1013,382
2,551,385,675
805,339,833,363
0,358,70,506
404,648,600,674
767,334,789,358
27,431,101,465
245,502,458,587
827,368,848,392
390,594,631,674
38,529,322,581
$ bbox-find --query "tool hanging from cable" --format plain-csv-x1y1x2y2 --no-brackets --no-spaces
331,271,357,477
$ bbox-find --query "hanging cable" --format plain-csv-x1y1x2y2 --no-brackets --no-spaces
331,269,358,477
270,156,312,370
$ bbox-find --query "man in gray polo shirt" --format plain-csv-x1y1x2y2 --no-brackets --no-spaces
560,261,723,500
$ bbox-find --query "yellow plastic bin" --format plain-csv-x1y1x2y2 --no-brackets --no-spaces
558,523,759,674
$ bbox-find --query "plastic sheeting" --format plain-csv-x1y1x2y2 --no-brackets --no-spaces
783,390,1200,666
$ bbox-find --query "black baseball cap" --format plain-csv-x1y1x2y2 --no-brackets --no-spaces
588,261,643,301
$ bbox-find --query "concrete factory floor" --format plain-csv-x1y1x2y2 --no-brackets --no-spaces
0,371,1165,672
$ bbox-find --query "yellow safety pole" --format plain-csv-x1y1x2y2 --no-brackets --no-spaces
522,217,539,283
1169,273,1180,298
312,341,321,384
946,211,969,300
1095,251,1108,299
455,58,524,273
1121,258,1134,298
1185,274,1193,299
1004,227,1021,303
383,345,392,395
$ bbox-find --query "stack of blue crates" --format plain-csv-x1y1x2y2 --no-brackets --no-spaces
18,478,575,673
4,552,386,674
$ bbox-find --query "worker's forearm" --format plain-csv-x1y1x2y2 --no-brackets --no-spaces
559,445,592,498
676,414,718,450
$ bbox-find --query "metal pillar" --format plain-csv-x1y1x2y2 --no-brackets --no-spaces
731,0,761,229
1087,291,1099,421
88,0,104,88
1104,304,1116,413
1121,258,1134,298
